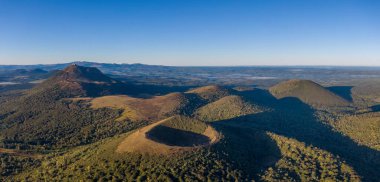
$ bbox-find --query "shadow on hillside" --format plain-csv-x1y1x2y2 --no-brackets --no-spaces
210,123,281,180
370,104,380,112
217,88,380,181
327,86,354,102
146,125,211,147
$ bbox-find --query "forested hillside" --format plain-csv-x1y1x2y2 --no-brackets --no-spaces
1,65,379,181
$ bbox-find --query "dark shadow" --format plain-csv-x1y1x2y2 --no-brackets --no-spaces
218,88,380,181
146,125,210,147
0,83,35,94
210,123,281,181
327,86,354,102
370,105,380,112
181,87,283,180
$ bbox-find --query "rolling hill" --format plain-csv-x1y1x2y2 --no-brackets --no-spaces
50,64,119,84
90,92,197,122
269,79,350,107
195,95,263,122
1,65,379,181
33,64,128,97
186,85,231,102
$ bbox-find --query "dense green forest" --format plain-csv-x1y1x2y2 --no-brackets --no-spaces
0,87,146,150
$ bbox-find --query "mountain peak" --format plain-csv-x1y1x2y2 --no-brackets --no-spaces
55,64,117,83
63,63,80,71
31,65,124,97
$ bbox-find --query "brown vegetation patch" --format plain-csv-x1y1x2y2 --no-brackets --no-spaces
91,93,190,122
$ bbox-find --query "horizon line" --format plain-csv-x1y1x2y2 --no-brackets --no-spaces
1,61,380,68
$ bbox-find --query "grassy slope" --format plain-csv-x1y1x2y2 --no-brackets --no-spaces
195,95,262,122
186,85,230,102
160,115,208,134
91,93,193,122
270,80,349,107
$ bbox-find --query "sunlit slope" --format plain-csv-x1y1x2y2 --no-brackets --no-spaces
195,95,263,122
91,93,196,122
186,85,231,102
30,64,125,97
270,80,350,107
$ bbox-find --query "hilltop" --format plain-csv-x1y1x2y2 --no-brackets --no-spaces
195,95,263,122
269,79,350,107
51,64,118,83
186,85,231,102
32,64,126,97
0,65,136,150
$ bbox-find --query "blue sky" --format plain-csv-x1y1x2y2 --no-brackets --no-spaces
0,0,379,66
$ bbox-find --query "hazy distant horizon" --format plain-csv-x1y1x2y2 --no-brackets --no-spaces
1,0,379,66
3,60,380,68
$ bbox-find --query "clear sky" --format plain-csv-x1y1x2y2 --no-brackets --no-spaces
0,0,379,66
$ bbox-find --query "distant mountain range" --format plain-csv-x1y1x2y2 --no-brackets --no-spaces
0,61,168,75
2,61,380,88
